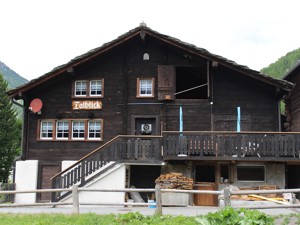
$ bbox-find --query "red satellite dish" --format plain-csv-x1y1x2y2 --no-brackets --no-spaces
29,98,43,113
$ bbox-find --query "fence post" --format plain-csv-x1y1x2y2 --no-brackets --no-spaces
155,184,162,216
223,187,231,207
72,185,79,214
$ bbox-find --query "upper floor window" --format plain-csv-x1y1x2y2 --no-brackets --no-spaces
74,79,104,98
75,81,87,96
137,78,154,98
90,80,103,96
40,121,53,139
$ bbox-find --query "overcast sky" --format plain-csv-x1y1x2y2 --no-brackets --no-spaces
1,0,300,81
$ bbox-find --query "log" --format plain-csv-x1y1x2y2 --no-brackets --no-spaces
249,194,290,205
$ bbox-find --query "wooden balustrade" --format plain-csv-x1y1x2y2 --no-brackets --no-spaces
52,132,300,202
51,135,162,202
162,131,300,160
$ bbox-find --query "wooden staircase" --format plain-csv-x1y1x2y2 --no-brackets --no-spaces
51,135,162,202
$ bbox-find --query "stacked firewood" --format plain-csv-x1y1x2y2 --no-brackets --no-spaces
155,172,194,190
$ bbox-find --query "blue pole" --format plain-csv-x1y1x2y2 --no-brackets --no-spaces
237,106,241,132
179,106,183,133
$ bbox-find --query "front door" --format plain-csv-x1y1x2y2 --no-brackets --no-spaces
38,164,60,202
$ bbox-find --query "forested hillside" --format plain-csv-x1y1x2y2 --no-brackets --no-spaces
0,60,28,89
260,48,300,78
0,60,28,118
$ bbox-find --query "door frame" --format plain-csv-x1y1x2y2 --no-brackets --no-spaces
131,115,160,135
37,162,61,202
193,162,218,206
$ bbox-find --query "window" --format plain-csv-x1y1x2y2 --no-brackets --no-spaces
237,165,265,181
219,164,233,183
137,78,154,97
75,81,87,96
88,121,102,140
72,121,85,140
39,119,103,141
74,79,104,97
90,80,102,96
40,121,53,139
56,121,69,139
175,67,208,99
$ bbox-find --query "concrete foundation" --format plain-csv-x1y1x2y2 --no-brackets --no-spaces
14,160,39,204
162,193,190,206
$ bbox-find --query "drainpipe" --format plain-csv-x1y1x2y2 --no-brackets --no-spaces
11,98,27,160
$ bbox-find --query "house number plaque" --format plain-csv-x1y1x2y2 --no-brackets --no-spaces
72,100,102,110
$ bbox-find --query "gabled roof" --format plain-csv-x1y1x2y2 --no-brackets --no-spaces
8,23,294,98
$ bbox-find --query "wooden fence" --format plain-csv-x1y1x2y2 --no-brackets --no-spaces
1,186,300,215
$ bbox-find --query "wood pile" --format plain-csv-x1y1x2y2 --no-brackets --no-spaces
155,173,194,190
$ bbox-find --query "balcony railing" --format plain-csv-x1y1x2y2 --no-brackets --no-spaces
52,131,300,201
162,131,300,160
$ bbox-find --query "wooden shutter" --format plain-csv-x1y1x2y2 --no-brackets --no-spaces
157,65,175,100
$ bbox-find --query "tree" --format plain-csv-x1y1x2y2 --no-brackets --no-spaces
0,73,21,183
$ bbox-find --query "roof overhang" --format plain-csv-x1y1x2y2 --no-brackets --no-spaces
7,24,295,98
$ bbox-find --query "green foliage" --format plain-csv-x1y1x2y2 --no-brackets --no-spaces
114,212,197,225
0,212,198,225
260,48,300,79
0,74,21,182
0,61,27,118
0,210,300,224
195,207,274,225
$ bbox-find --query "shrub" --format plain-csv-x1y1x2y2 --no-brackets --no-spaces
195,207,274,225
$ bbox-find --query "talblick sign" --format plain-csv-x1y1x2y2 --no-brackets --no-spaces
72,101,102,110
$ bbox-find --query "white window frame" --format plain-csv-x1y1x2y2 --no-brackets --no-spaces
72,121,85,140
40,121,53,140
56,121,69,140
90,80,103,97
88,120,102,140
137,78,154,98
75,80,87,97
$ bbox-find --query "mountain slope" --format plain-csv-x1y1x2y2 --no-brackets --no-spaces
0,61,28,89
260,48,300,78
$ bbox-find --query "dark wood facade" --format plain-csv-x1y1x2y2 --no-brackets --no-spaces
8,24,297,202
284,62,300,131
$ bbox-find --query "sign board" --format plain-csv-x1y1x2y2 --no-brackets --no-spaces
72,101,102,110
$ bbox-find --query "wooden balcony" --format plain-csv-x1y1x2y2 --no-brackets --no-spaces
162,131,300,162
52,131,300,201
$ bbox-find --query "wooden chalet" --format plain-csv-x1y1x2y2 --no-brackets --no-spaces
283,62,300,196
284,61,300,132
8,23,300,206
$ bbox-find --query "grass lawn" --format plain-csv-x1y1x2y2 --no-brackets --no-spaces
0,212,198,225
0,209,299,224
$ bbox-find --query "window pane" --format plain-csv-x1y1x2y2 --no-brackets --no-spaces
41,121,53,139
237,166,265,181
75,81,87,96
56,121,69,139
139,79,153,96
72,121,85,139
88,121,101,140
90,80,102,96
